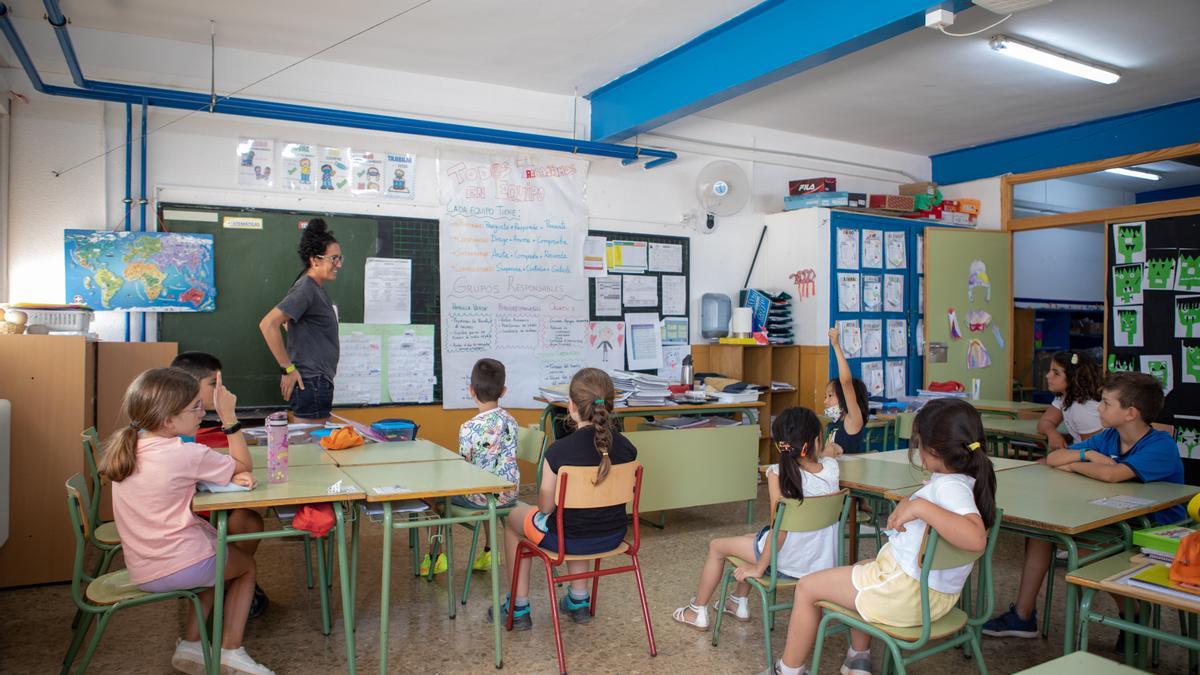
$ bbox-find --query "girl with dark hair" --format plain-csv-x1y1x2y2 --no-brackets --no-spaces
1038,350,1103,451
768,398,996,675
824,326,869,456
488,368,637,630
258,218,341,423
672,407,838,631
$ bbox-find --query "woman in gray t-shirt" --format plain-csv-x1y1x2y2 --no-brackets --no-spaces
258,218,341,423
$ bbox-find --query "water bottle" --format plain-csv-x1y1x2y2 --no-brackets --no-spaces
266,411,289,483
680,354,694,388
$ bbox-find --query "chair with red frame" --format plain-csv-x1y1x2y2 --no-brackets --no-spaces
504,461,655,675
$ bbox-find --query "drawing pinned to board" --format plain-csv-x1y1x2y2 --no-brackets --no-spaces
991,324,1005,350
919,276,925,314
885,360,906,400
861,319,882,358
836,228,859,270
947,307,963,340
1183,344,1200,384
1113,222,1145,264
967,310,992,332
237,138,274,187
861,230,883,268
1178,425,1200,459
886,319,907,358
916,319,925,355
1177,253,1200,291
838,319,863,358
281,142,317,191
318,146,350,192
1112,263,1144,305
385,153,415,198
351,149,386,196
861,361,884,397
789,269,816,300
587,322,625,370
862,275,882,312
661,317,688,345
916,235,924,274
967,260,991,302
1139,354,1174,395
1145,256,1176,290
659,345,690,382
883,274,904,312
1107,354,1136,373
838,272,861,312
1177,295,1200,338
1113,306,1143,348
966,339,992,369
885,231,906,269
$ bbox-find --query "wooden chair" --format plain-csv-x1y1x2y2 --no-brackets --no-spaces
811,508,1004,675
505,462,655,675
62,474,212,674
711,489,850,671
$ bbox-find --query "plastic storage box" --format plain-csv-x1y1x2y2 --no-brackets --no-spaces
370,419,418,441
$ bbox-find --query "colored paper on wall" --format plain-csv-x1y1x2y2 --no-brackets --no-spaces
884,274,904,312
384,153,416,199
967,310,992,332
861,319,882,358
886,231,906,269
861,361,884,397
948,307,962,340
317,146,350,193
838,319,863,358
966,338,991,369
887,319,907,357
1177,420,1200,458
1183,344,1200,384
838,272,861,312
586,321,625,371
837,228,859,270
861,230,883,268
237,137,275,187
1113,221,1146,264
1140,354,1174,395
350,149,387,196
1176,295,1200,339
968,260,991,303
661,317,688,345
1144,253,1176,291
1112,263,1144,306
862,274,882,312
1177,251,1200,292
1113,306,1144,348
280,142,317,192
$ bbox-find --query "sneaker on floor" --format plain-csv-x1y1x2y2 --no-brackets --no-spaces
982,603,1038,638
472,549,494,571
559,593,592,624
171,638,206,675
248,585,269,619
841,651,872,675
220,646,275,675
486,601,532,631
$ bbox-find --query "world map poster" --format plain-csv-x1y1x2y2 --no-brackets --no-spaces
64,229,216,312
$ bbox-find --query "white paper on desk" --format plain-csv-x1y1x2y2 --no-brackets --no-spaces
197,481,250,493
364,258,412,324
583,236,607,277
1090,495,1157,509
372,486,414,495
595,276,622,317
648,242,682,273
625,312,664,371
661,275,686,316
623,275,658,308
332,333,382,405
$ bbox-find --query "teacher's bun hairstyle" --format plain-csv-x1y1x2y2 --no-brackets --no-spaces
297,217,338,279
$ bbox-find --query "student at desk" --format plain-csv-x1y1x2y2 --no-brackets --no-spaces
1037,351,1104,451
824,327,869,456
984,372,1183,646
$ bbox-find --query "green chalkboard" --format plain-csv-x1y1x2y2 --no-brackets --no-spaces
157,204,440,408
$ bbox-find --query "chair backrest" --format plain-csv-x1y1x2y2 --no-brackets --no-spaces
516,426,546,465
775,490,850,534
556,462,640,509
896,413,915,441
65,473,93,542
81,428,103,519
915,507,1005,631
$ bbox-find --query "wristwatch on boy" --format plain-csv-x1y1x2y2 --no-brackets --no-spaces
1078,448,1087,462
280,363,296,375
222,421,244,435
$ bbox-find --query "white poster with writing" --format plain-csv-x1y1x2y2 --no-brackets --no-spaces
439,151,589,408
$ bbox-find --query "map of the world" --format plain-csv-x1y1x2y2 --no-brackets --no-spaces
64,229,216,312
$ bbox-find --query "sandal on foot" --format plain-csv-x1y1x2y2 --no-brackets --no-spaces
671,600,709,631
716,595,752,623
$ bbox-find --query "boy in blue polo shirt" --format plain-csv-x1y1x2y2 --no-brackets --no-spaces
984,371,1182,643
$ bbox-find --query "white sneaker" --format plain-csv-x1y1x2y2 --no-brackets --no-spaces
171,638,207,675
220,647,275,675
1056,549,1069,561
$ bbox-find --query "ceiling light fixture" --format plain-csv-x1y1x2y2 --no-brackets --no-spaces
1104,167,1161,181
989,34,1120,84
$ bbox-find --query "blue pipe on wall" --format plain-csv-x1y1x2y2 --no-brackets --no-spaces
124,101,131,342
3,1,676,167
139,98,147,341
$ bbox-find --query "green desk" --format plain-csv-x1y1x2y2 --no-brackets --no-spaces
246,443,336,468
982,418,1066,459
340,461,513,673
969,397,1048,419
841,449,1032,471
888,464,1199,655
1013,651,1148,674
322,439,461,466
193,465,363,675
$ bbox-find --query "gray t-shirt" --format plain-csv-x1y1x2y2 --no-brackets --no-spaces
276,275,339,380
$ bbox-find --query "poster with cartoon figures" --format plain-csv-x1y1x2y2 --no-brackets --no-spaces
385,153,416,199
317,146,350,193
351,150,386,196
236,138,275,187
280,142,317,192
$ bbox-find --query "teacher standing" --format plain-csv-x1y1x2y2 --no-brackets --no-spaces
259,218,341,424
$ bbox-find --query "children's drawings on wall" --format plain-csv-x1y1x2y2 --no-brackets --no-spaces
237,138,275,187
661,317,688,345
861,361,884,397
1113,221,1146,264
351,150,386,196
1108,353,1136,373
862,275,882,312
861,230,883,268
885,231,906,269
1140,354,1174,395
385,153,416,199
1145,254,1176,291
947,307,962,340
887,319,907,358
1113,306,1144,348
1177,252,1200,292
659,345,690,382
318,146,350,193
838,320,862,358
861,319,882,358
789,269,816,300
883,274,904,312
917,319,926,355
1176,295,1200,339
991,324,1005,350
837,228,859,270
281,142,317,192
886,360,906,400
916,235,924,274
967,310,992,332
966,338,991,369
1178,422,1200,458
967,260,991,302
1112,263,1144,305
1183,343,1200,384
586,321,625,371
838,273,861,312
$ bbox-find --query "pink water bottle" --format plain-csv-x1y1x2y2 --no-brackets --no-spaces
266,412,289,483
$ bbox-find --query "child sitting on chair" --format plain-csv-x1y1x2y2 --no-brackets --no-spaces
672,406,840,630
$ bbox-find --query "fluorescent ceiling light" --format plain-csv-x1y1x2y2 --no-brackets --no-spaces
989,34,1120,84
1104,167,1161,181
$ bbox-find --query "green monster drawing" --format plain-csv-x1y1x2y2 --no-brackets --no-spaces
1113,265,1142,304
1116,224,1144,264
1180,299,1200,338
1107,354,1136,372
1117,309,1138,345
1179,255,1200,291
1179,427,1200,459
1187,345,1200,382
1146,258,1175,290
1147,360,1169,390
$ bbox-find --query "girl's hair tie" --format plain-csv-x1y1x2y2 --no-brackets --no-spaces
967,441,981,451
777,441,792,453
1070,353,1079,365
594,398,605,405
129,423,141,431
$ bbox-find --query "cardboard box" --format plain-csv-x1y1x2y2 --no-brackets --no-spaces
899,181,937,197
788,177,837,196
868,194,915,211
783,192,866,210
947,198,981,216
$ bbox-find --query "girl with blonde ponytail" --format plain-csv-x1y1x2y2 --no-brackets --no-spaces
488,368,638,630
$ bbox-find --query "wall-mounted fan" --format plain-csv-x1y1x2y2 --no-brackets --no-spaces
696,160,750,234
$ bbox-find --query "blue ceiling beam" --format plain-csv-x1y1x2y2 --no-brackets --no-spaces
931,96,1200,185
587,0,972,142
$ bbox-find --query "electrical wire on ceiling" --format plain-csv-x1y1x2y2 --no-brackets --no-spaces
939,12,1012,37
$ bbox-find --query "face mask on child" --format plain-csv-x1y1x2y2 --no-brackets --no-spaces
824,405,843,421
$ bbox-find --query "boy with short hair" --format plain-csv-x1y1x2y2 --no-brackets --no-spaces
170,350,271,618
423,358,520,576
984,372,1182,643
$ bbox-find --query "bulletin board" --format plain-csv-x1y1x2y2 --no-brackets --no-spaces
157,204,441,407
923,228,1012,400
1105,213,1200,456
586,229,690,374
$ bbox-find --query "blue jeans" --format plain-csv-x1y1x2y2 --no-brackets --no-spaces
290,374,334,419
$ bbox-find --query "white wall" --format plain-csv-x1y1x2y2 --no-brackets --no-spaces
1013,178,1134,214
1,22,931,343
941,177,1001,230
1013,224,1106,302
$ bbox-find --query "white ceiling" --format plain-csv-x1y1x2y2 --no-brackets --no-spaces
1,0,761,95
699,0,1200,154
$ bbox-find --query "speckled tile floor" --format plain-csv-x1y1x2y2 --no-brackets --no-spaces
2,486,1191,674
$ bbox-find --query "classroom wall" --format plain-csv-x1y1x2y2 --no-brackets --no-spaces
1013,177,1134,213
1013,224,1106,302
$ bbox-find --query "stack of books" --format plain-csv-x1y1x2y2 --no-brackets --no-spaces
1133,524,1194,563
711,387,764,404
612,371,673,407
538,384,570,403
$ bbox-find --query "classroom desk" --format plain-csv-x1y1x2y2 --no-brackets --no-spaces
246,443,336,468
340,461,513,674
969,397,1048,419
1013,650,1148,674
981,418,1067,459
887,463,1199,655
321,439,461,467
193,465,363,675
